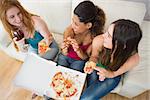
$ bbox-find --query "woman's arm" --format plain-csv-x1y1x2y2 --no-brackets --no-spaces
113,53,140,77
32,16,53,45
60,40,70,55
84,35,103,73
60,25,75,55
94,53,140,79
89,35,103,62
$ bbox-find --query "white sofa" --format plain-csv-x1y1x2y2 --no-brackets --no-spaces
0,0,149,98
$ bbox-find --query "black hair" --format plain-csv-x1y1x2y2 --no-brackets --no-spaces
74,0,106,36
100,19,142,71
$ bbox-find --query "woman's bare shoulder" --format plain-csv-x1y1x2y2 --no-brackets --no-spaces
92,34,104,49
31,16,45,24
93,34,104,43
31,16,49,31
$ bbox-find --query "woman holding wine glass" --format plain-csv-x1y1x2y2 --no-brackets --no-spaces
0,0,59,99
0,0,59,61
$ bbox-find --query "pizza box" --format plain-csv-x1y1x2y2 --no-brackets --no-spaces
14,53,87,100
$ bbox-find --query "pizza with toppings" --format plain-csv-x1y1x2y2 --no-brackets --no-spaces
38,41,49,54
84,61,96,73
51,72,78,99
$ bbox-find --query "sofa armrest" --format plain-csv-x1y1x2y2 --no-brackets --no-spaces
53,32,63,46
0,22,12,48
118,65,148,98
118,21,150,98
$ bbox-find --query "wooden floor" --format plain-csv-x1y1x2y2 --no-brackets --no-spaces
0,50,149,100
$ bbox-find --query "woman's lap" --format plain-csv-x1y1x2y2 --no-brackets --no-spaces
57,53,86,72
28,40,59,60
80,75,121,100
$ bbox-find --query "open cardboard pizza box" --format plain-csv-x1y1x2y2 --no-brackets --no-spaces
14,53,87,100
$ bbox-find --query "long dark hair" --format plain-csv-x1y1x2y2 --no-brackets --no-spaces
74,0,106,36
100,19,142,71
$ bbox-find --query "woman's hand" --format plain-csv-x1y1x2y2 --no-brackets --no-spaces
84,61,96,74
61,40,70,55
69,38,79,52
45,33,53,46
94,66,115,81
65,37,79,52
13,37,25,45
13,37,26,52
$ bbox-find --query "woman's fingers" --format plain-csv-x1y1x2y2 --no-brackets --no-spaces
61,42,69,49
94,66,102,72
99,75,105,81
94,66,106,81
13,37,18,42
13,37,25,45
97,71,106,81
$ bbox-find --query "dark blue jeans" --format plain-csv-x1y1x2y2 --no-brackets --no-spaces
80,70,121,100
57,53,86,72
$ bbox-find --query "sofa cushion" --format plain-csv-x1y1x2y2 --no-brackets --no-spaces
72,0,146,29
117,20,150,98
5,42,27,62
20,0,72,34
53,33,63,46
0,22,12,48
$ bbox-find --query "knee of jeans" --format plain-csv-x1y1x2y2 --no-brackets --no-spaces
50,40,59,48
104,76,121,88
70,61,85,72
41,48,58,60
57,54,68,63
58,53,67,59
80,95,96,100
51,48,59,55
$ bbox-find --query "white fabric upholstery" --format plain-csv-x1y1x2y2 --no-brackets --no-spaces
0,22,11,48
72,0,146,29
20,0,72,34
118,21,150,98
5,42,27,61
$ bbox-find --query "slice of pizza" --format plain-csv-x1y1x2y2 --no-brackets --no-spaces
38,41,49,54
84,61,96,73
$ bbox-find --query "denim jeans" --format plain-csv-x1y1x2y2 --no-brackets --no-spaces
80,70,121,100
57,53,86,72
28,40,59,60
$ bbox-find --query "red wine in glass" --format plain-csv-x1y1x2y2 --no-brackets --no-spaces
13,30,24,41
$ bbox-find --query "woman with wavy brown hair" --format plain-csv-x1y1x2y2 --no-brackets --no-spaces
57,0,106,72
